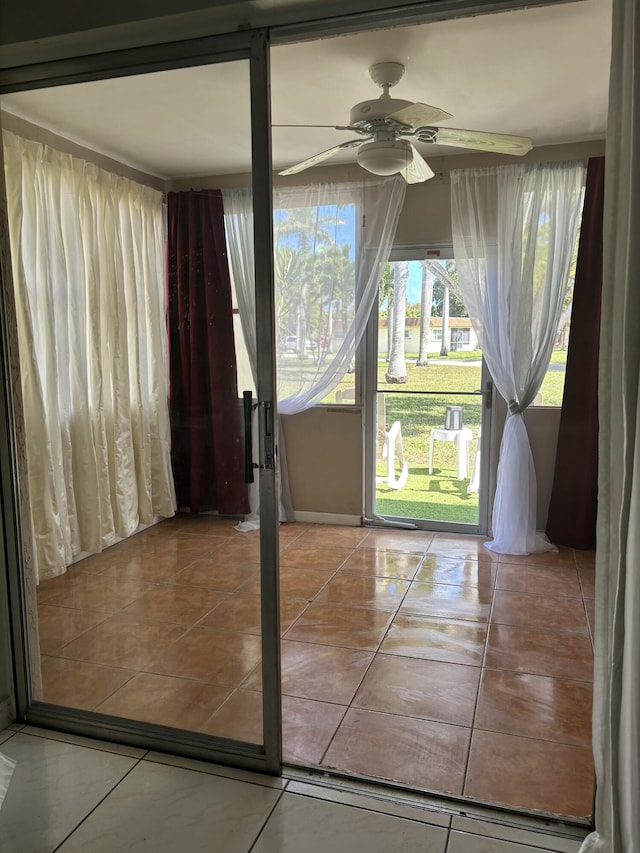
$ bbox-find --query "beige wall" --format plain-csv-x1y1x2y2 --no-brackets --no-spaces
281,407,363,517
1,113,164,189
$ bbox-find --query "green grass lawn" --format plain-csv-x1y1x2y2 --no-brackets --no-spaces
376,465,479,524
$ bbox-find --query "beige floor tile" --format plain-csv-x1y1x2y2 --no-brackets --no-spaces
474,669,592,747
284,603,393,650
148,626,262,685
353,654,480,727
491,590,589,635
401,580,492,622
323,708,470,795
315,574,410,611
380,613,487,666
485,623,594,681
496,545,577,569
38,605,109,654
57,616,187,671
427,534,498,562
294,525,371,548
175,560,259,592
338,549,423,580
415,555,496,587
358,529,433,554
40,573,158,613
465,729,594,817
40,656,135,710
495,563,581,598
96,673,232,729
117,584,229,625
280,544,354,571
280,640,374,705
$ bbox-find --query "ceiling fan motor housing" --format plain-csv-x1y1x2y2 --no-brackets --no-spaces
350,96,414,128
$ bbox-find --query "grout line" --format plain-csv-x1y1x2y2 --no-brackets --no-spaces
311,556,423,767
457,557,499,795
247,788,287,852
50,753,146,852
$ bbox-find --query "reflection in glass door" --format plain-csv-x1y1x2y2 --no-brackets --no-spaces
0,40,280,770
366,256,491,532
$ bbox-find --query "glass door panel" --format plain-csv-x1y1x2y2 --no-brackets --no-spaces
368,257,490,532
0,46,279,767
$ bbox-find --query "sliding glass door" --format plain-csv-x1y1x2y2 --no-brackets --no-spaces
0,33,281,772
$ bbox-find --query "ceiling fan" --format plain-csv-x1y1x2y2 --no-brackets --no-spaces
276,62,532,183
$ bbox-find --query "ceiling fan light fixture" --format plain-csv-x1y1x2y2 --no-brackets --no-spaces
356,139,413,176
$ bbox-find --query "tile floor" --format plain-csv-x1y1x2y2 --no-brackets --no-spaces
34,517,596,820
0,725,589,853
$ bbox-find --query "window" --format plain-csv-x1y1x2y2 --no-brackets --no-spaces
273,187,359,405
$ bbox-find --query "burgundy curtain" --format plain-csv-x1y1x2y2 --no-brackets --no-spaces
167,190,249,515
545,157,604,549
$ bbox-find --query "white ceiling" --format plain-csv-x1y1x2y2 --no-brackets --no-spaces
0,0,611,180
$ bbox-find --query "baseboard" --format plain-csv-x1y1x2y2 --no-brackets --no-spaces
292,512,363,526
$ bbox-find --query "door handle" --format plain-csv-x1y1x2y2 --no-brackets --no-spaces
484,380,493,409
243,391,256,484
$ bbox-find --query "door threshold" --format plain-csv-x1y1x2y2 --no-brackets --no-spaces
282,763,592,837
364,515,418,530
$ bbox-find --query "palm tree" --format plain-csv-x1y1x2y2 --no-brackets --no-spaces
385,261,408,383
378,262,394,361
416,261,434,367
425,260,466,357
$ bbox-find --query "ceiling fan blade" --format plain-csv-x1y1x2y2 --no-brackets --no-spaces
433,127,532,155
278,139,364,176
386,102,453,129
400,145,435,184
273,124,344,128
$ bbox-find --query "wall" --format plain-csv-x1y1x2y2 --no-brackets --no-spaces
1,113,164,190
281,406,363,521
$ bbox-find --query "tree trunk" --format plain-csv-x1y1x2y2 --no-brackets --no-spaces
440,284,450,357
416,261,434,367
556,300,573,348
385,261,408,383
386,301,392,362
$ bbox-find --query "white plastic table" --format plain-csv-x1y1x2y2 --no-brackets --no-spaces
428,427,473,480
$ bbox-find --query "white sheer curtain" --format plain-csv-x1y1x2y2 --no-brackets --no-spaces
223,177,405,527
451,161,585,554
222,187,260,526
3,131,176,581
274,179,405,413
580,0,640,849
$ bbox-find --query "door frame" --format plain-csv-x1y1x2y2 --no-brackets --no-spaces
363,245,493,535
0,29,281,774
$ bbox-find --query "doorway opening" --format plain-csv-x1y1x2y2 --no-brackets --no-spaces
365,256,491,532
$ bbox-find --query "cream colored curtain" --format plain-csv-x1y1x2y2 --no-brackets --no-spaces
579,0,640,850
3,131,176,582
